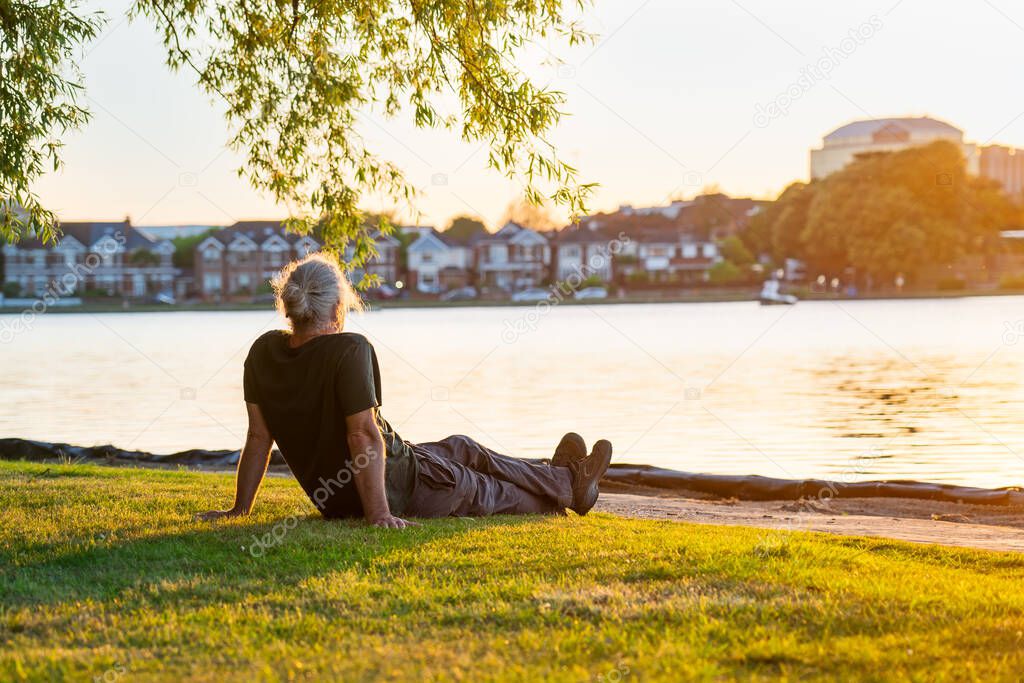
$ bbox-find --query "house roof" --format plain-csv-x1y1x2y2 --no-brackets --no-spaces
823,117,962,145
7,219,163,250
7,235,47,249
212,221,294,246
60,221,133,248
125,228,162,250
470,222,548,246
410,228,468,252
474,221,522,241
369,229,400,246
576,211,677,234
554,225,619,244
205,221,332,249
631,225,686,243
436,228,477,247
408,229,444,252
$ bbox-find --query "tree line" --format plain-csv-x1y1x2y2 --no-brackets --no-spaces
739,141,1022,288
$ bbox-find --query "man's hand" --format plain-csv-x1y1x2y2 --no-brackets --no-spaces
203,403,274,522
194,508,247,522
369,514,420,529
346,408,415,529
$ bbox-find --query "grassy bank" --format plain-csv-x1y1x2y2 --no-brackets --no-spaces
2,461,1023,681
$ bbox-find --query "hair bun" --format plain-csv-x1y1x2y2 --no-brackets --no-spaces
281,280,312,323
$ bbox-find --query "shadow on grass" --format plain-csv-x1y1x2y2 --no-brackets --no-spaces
1,514,543,607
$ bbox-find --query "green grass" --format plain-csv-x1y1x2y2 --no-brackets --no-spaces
2,461,1024,682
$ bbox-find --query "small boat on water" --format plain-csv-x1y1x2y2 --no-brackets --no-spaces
759,279,798,306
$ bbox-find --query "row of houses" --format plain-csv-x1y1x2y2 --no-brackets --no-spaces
1,220,178,298
192,218,735,298
1,194,765,299
191,220,581,297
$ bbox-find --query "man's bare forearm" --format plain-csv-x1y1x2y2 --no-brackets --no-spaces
348,431,390,521
231,430,273,514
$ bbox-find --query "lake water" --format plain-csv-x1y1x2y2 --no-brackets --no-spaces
4,297,1024,489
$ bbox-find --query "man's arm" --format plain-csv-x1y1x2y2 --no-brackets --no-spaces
196,402,274,521
345,407,417,529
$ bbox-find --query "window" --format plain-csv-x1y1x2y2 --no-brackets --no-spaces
702,244,717,258
420,252,434,263
681,244,698,258
488,245,507,263
264,250,285,267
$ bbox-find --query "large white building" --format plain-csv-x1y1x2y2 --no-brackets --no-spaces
810,117,980,180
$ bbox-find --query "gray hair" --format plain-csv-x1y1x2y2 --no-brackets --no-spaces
272,254,362,330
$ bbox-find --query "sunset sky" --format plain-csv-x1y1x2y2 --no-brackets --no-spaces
35,0,1024,230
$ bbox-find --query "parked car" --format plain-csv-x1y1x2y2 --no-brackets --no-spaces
441,286,478,302
365,283,401,300
574,286,608,300
511,287,550,303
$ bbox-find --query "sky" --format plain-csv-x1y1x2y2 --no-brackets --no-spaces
34,0,1024,230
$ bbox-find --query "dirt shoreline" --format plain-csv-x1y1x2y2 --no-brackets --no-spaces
596,489,1024,553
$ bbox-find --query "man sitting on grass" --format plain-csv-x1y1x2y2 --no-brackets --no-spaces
198,254,613,528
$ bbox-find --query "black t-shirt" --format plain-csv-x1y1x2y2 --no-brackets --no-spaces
242,330,418,518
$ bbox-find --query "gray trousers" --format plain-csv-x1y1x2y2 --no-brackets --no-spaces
405,435,574,517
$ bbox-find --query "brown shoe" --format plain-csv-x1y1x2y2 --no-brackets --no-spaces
552,432,587,468
568,439,612,516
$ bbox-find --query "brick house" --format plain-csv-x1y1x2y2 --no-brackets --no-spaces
194,221,320,298
194,222,401,298
2,219,177,298
471,222,551,291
